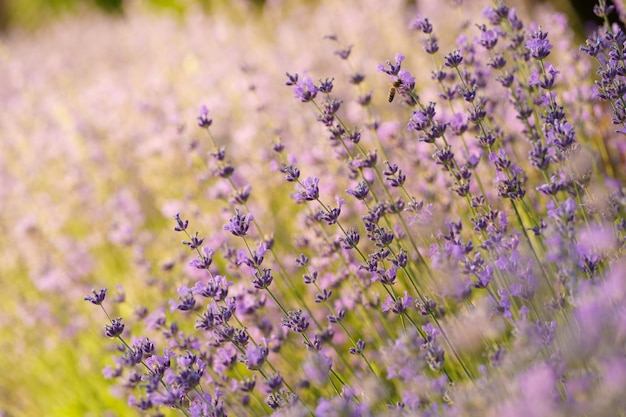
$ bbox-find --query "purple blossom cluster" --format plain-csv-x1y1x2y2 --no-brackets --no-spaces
84,1,626,416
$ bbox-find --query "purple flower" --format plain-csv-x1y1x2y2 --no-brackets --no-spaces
382,291,414,314
407,109,431,132
104,318,125,338
284,71,298,85
303,270,318,284
84,288,107,305
346,181,370,200
223,209,253,237
375,265,398,285
265,373,284,392
128,395,152,411
526,28,552,59
496,289,513,319
378,53,405,76
303,352,332,384
193,275,231,301
350,72,365,85
281,310,310,333
173,213,188,232
444,49,463,68
245,343,268,369
174,362,205,393
188,394,225,417
422,322,440,343
473,265,493,289
528,69,541,88
349,339,366,355
547,120,576,150
293,76,318,102
189,247,214,270
292,176,320,203
334,45,352,60
171,286,196,312
448,112,468,135
488,52,507,69
533,320,557,347
318,197,343,225
182,231,204,250
479,28,498,50
411,15,433,34
398,68,415,88
483,4,508,25
318,77,334,93
145,354,170,376
576,248,601,275
339,228,360,249
252,268,274,289
547,198,577,223
280,164,300,182
383,161,406,187
102,365,122,379
197,105,213,128
295,253,309,266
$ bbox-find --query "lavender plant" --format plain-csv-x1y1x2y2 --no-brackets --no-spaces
84,1,626,416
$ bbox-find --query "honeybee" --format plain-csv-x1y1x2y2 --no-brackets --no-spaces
388,79,402,103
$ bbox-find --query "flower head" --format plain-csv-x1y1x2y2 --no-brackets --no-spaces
526,28,552,59
293,76,319,102
224,209,253,237
84,288,107,305
197,105,213,128
292,176,320,203
378,53,405,75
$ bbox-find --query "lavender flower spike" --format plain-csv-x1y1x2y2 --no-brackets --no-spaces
292,176,320,203
84,288,107,305
197,105,213,128
293,76,319,102
526,28,552,60
224,209,253,237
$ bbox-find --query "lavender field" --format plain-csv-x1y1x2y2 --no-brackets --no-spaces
1,0,625,416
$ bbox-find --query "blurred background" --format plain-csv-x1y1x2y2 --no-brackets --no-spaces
0,0,609,33
0,0,615,416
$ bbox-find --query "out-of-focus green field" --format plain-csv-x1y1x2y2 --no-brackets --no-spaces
0,0,596,416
